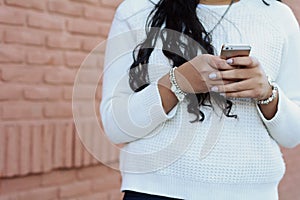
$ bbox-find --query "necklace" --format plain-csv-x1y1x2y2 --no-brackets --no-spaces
200,0,235,35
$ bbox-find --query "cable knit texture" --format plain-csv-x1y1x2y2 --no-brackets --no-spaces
100,0,300,199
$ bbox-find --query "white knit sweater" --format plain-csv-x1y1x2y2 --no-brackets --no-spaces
100,0,300,199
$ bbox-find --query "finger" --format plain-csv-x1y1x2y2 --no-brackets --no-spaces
227,56,259,68
208,79,235,86
210,79,253,93
209,57,235,70
209,69,253,81
225,90,255,99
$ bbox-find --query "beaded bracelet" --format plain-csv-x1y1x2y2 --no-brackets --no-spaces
169,67,187,102
257,77,278,105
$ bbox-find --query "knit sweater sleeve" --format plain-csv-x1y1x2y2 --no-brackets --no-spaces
100,4,178,144
256,4,300,148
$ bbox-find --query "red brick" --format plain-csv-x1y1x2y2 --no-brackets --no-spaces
26,49,64,65
52,126,64,168
4,29,45,46
81,192,109,200
0,194,18,200
1,65,44,83
82,37,105,52
26,49,50,65
0,126,5,178
109,189,123,200
280,146,300,199
59,181,91,198
2,102,43,120
52,122,74,169
48,0,83,17
64,125,74,167
67,19,101,35
4,125,19,177
42,123,54,172
63,86,73,100
70,0,99,6
77,165,109,180
91,174,121,193
46,35,81,50
0,45,25,63
28,13,64,31
44,102,72,118
0,85,23,100
31,125,42,173
0,7,26,25
100,0,122,8
19,125,31,176
72,86,96,110
1,174,41,194
44,67,77,85
91,125,103,165
99,22,111,37
0,29,3,43
99,134,120,165
76,65,103,85
81,124,94,166
18,187,58,200
74,132,84,167
24,86,62,101
65,52,87,68
96,82,103,100
4,0,46,10
42,169,76,186
84,6,114,22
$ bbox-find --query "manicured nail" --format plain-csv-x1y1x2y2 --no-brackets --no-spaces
209,73,217,79
211,86,219,92
226,58,233,65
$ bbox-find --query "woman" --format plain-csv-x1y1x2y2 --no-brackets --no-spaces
100,0,300,199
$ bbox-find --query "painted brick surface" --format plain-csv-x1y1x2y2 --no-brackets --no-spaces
0,0,299,200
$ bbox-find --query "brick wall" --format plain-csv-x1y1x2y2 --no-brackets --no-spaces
0,165,121,200
0,0,299,200
0,0,123,199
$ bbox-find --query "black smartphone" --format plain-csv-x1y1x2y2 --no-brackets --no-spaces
220,44,251,59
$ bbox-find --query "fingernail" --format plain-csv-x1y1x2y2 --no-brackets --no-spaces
211,86,219,92
209,73,217,79
226,58,233,65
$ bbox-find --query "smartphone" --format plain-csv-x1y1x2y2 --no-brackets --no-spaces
220,44,251,59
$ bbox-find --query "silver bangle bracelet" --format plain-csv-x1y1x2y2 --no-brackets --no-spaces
169,67,187,102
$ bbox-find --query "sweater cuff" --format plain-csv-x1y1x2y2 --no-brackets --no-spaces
256,86,286,129
128,81,178,128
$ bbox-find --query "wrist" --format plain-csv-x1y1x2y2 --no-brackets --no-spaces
257,76,278,105
174,62,195,93
169,67,187,102
260,84,273,101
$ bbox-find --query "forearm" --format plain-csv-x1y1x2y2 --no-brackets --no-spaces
101,79,178,144
258,90,279,120
158,74,179,114
256,87,300,148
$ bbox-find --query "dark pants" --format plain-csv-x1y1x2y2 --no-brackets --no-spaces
123,190,183,200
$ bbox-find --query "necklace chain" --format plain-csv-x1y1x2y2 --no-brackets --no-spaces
206,0,235,35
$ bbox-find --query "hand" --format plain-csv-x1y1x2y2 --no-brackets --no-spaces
208,56,272,100
175,54,235,94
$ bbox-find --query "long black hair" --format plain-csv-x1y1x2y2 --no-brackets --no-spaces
129,0,280,122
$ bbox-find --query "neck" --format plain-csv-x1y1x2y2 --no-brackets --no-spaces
200,0,238,5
